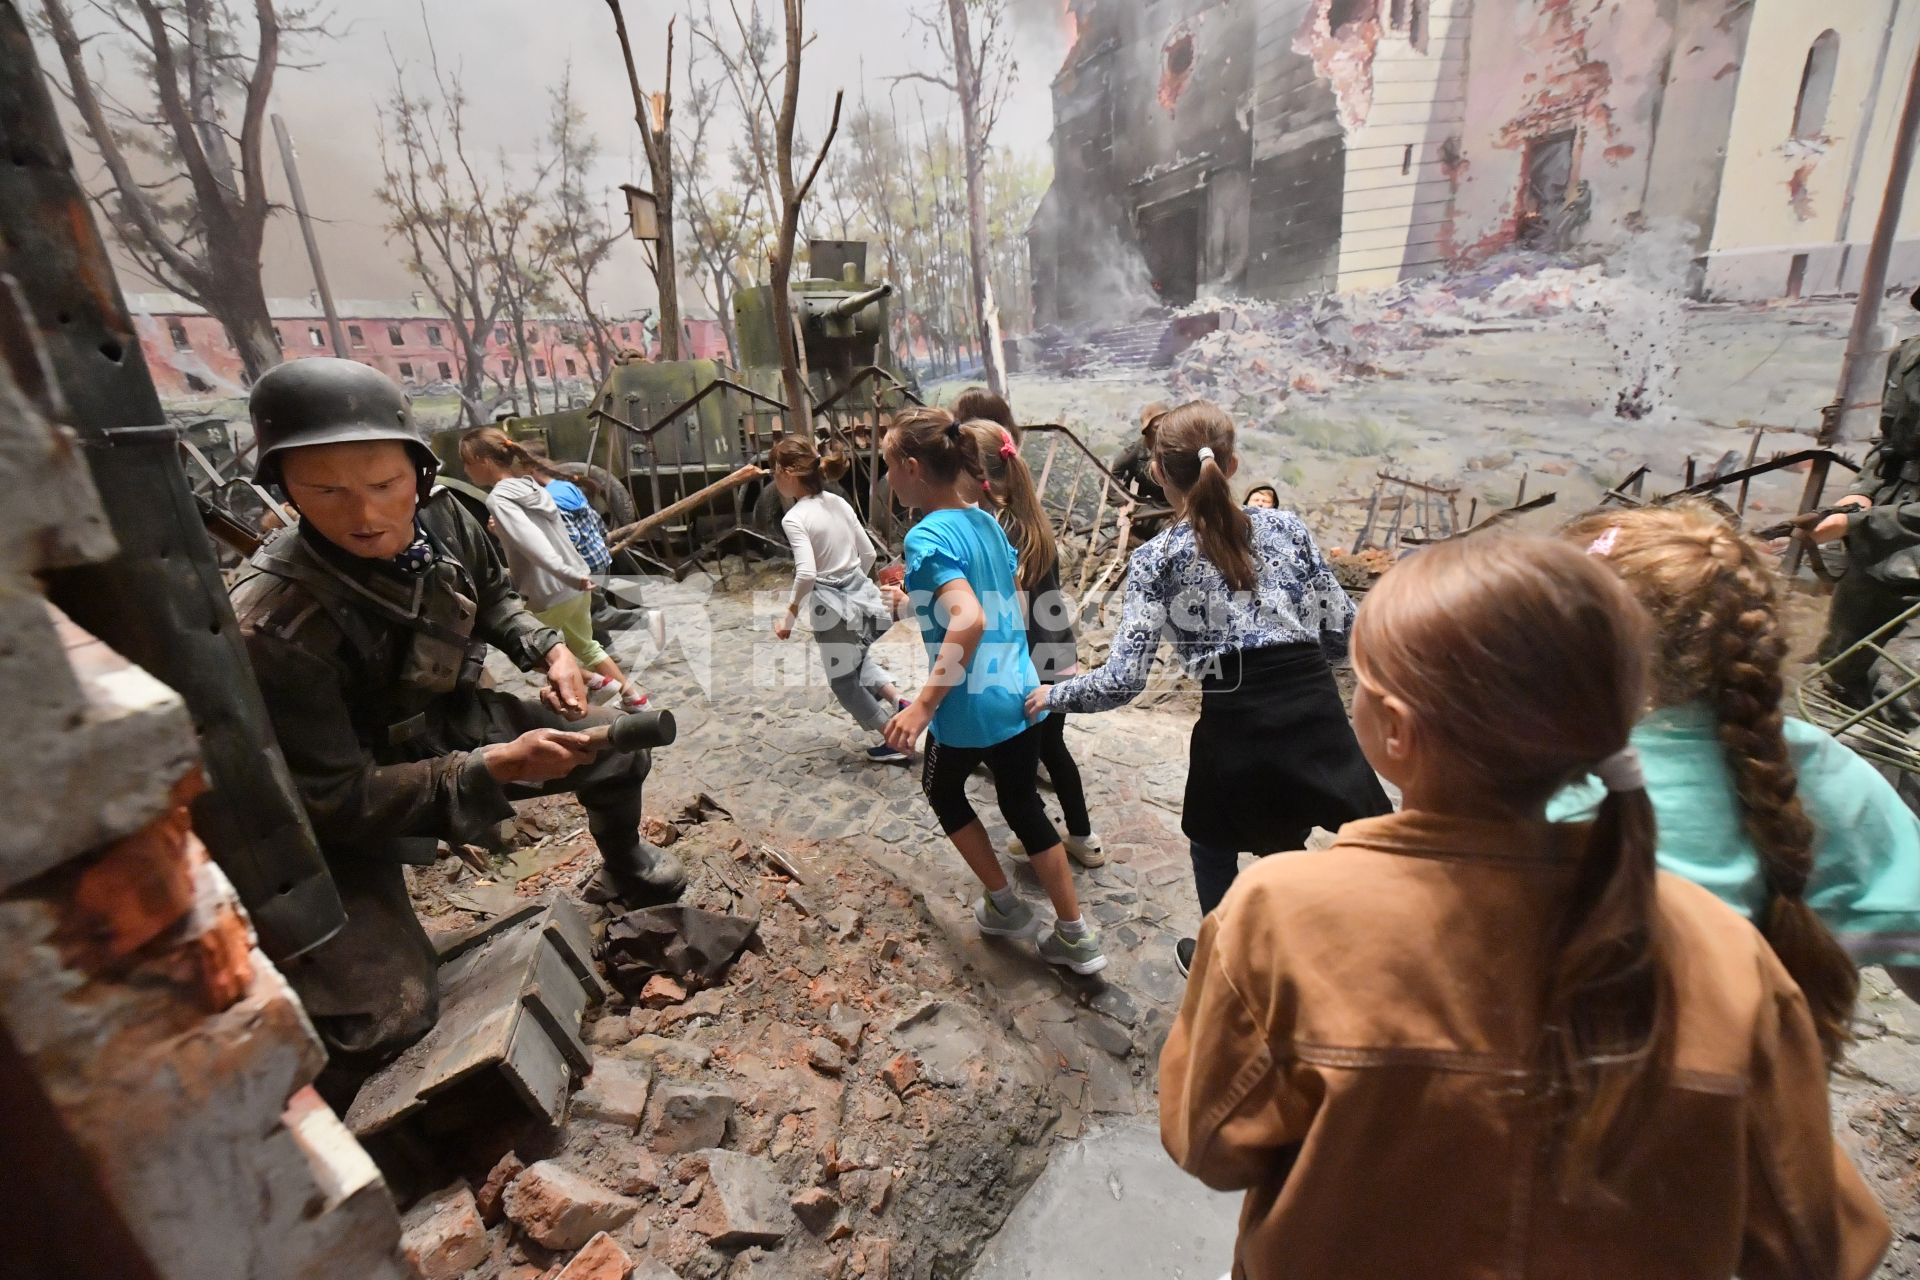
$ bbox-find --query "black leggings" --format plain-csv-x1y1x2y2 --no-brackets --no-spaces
921,722,1060,854
1036,711,1091,838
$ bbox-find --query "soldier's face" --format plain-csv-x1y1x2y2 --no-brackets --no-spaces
280,440,419,559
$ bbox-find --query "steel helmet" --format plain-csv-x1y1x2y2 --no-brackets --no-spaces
249,357,438,492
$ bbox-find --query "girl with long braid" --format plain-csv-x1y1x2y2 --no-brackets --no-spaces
1559,502,1920,1036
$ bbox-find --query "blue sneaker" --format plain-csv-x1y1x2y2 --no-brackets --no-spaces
866,743,909,764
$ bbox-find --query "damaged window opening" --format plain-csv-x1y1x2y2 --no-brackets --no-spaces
534,359,548,377
307,326,325,349
398,361,413,379
1403,145,1414,175
436,360,452,380
1390,0,1406,30
1410,0,1428,53
387,324,403,344
1328,0,1371,31
426,325,443,347
168,320,190,351
1167,35,1193,76
1792,31,1840,140
348,324,364,347
564,358,577,375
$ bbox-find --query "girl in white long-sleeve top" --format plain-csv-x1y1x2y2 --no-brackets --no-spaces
460,427,649,711
769,436,909,762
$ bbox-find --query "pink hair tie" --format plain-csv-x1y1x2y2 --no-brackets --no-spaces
1586,527,1620,557
998,429,1017,460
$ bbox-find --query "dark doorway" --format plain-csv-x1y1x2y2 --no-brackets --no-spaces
1139,197,1203,307
1517,130,1576,248
1787,252,1810,299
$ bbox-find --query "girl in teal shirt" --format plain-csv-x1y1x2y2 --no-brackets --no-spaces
878,407,1107,976
1555,504,1920,1038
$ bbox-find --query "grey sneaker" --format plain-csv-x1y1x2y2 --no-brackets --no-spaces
974,894,1038,938
1008,832,1107,868
1038,925,1108,975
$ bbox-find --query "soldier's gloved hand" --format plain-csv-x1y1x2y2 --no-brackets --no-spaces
483,728,596,784
541,643,590,719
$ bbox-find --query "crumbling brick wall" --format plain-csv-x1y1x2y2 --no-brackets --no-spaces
0,329,405,1279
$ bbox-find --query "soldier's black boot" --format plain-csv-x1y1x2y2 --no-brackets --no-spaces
585,839,688,906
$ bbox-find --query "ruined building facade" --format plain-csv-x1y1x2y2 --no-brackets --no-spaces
1031,0,1920,324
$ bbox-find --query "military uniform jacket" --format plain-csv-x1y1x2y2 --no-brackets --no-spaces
1844,337,1920,593
230,490,565,859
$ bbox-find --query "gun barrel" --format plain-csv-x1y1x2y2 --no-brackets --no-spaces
817,283,893,322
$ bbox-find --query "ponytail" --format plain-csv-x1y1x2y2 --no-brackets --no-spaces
1150,401,1255,592
887,406,986,494
769,435,850,495
460,426,574,488
963,420,1058,590
1540,783,1672,1190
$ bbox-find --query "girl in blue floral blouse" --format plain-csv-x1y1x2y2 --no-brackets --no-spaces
1030,401,1389,974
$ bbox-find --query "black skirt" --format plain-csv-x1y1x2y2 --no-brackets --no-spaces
1182,643,1391,854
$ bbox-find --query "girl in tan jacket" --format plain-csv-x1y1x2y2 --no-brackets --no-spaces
1160,534,1888,1280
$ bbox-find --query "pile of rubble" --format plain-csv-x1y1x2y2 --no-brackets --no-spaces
396,790,1058,1280
1167,251,1628,415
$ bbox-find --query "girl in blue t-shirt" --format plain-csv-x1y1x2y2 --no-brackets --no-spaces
878,407,1107,975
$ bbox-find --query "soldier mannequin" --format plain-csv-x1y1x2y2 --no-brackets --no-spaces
1814,287,1920,699
230,359,685,1075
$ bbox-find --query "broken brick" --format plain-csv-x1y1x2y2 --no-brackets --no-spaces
554,1231,633,1280
789,1186,841,1235
877,936,901,962
640,975,688,1008
879,1052,918,1095
476,1152,526,1225
503,1161,638,1251
399,1182,489,1280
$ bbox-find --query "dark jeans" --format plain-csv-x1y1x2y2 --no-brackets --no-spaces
921,722,1060,854
1190,833,1306,918
1037,711,1091,838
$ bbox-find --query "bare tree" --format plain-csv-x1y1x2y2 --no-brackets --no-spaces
896,0,1015,396
604,0,682,360
539,68,626,379
768,0,843,433
375,30,519,425
36,0,328,381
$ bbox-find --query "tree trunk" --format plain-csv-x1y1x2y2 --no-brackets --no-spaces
202,275,282,383
947,0,1007,397
653,188,682,361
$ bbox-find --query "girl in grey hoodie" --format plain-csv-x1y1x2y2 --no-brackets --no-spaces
460,427,649,710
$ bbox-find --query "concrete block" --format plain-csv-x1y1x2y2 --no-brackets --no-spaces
687,1151,789,1249
572,1058,653,1129
645,1082,735,1154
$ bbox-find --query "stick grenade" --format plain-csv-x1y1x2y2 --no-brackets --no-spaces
580,709,678,754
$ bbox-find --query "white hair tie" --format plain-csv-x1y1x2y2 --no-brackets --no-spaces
1197,446,1216,463
1594,746,1645,794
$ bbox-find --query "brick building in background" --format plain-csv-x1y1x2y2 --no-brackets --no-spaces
127,291,732,401
1032,0,1920,321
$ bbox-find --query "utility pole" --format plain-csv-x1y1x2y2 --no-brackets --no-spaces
1824,42,1920,446
272,113,348,355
